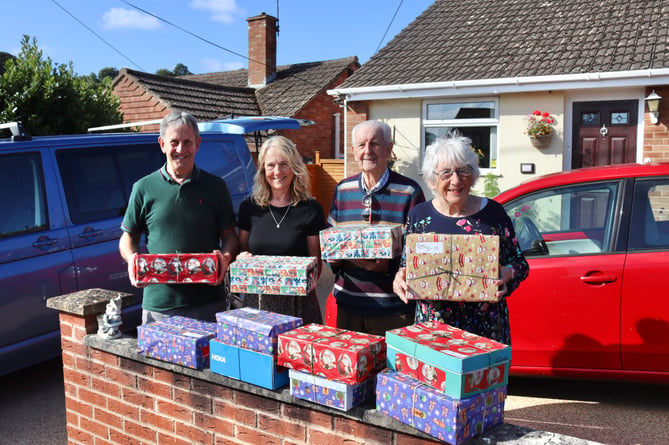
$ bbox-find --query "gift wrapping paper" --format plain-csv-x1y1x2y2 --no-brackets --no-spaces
385,321,511,374
320,224,403,259
229,255,318,296
405,233,499,301
216,307,303,355
137,316,217,369
390,349,509,399
289,369,375,411
376,369,506,444
135,253,219,284
277,324,386,384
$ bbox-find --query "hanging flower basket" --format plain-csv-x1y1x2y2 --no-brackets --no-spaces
529,132,553,149
525,110,556,149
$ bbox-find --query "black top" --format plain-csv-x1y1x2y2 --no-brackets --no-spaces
237,198,325,256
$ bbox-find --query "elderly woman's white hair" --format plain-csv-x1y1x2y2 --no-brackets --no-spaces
422,133,481,188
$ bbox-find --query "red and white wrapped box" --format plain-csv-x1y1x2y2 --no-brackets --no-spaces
405,233,499,302
277,324,386,385
135,253,219,284
386,321,511,399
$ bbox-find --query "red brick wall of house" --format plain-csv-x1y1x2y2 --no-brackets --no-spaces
279,66,359,162
113,76,169,131
55,302,440,445
342,101,370,177
643,86,669,162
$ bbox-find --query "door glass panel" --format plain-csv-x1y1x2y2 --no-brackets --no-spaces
0,153,48,238
581,112,600,126
504,182,619,256
611,112,629,125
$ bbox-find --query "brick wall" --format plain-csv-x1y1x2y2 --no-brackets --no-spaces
49,290,441,445
113,76,168,131
342,101,370,177
643,86,669,162
279,66,358,162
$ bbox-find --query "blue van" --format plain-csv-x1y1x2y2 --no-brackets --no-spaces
0,117,302,376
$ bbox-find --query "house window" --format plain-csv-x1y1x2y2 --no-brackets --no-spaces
423,100,498,169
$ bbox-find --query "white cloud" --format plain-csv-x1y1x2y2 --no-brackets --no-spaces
190,0,245,24
101,8,161,30
201,58,245,72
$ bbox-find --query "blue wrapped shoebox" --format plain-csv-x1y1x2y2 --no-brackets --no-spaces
137,316,217,370
289,369,375,411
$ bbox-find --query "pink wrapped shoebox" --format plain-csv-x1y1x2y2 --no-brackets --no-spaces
215,308,303,355
134,253,219,284
405,233,500,302
320,224,403,259
137,316,217,369
277,324,386,385
289,369,376,412
376,369,506,444
229,255,318,296
385,321,511,399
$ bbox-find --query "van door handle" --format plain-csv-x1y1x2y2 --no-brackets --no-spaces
79,228,103,238
580,273,617,284
33,237,58,249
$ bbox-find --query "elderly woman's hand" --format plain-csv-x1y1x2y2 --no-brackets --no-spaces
393,267,410,303
495,264,514,298
236,251,253,260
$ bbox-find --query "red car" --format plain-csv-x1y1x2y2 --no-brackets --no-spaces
496,162,669,383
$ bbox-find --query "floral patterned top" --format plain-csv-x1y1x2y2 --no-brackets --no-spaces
402,198,529,345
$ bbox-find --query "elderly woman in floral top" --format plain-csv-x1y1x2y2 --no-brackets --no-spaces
393,133,529,345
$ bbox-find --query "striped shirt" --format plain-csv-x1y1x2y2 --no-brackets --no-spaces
327,169,425,313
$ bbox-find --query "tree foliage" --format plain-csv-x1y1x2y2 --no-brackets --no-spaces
0,36,122,135
156,63,193,77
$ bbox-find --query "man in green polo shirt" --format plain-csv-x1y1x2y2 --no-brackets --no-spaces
119,112,239,323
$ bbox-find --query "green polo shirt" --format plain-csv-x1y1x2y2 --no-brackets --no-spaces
121,165,235,311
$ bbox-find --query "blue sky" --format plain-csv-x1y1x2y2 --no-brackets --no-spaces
1,0,434,76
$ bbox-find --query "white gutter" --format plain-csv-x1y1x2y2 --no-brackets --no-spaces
328,69,669,101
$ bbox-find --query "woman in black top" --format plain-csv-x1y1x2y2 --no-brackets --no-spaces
236,136,325,323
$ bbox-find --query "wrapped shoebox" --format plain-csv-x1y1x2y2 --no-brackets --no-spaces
376,369,506,444
229,255,318,296
135,253,219,284
277,324,386,384
385,321,511,399
289,369,375,411
210,339,288,390
216,308,302,355
405,233,499,302
320,224,403,259
137,316,217,369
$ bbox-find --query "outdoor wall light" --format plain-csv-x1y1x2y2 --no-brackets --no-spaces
645,89,662,125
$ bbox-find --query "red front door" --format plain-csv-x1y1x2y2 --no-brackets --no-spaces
572,100,638,169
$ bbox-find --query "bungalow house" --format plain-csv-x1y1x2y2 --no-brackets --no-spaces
328,0,669,195
112,13,359,161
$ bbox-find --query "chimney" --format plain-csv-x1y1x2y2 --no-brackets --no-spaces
247,13,277,88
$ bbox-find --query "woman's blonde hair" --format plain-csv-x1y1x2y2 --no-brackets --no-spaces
251,135,312,207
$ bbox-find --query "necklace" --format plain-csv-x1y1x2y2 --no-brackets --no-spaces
268,204,291,228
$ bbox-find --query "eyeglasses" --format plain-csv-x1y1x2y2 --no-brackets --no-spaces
433,166,473,180
361,193,375,223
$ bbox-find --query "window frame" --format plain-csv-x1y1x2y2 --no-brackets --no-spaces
422,97,500,173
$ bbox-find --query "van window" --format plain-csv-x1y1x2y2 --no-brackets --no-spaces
57,144,163,224
0,152,48,237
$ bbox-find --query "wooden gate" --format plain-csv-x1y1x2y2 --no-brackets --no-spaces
307,151,345,220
